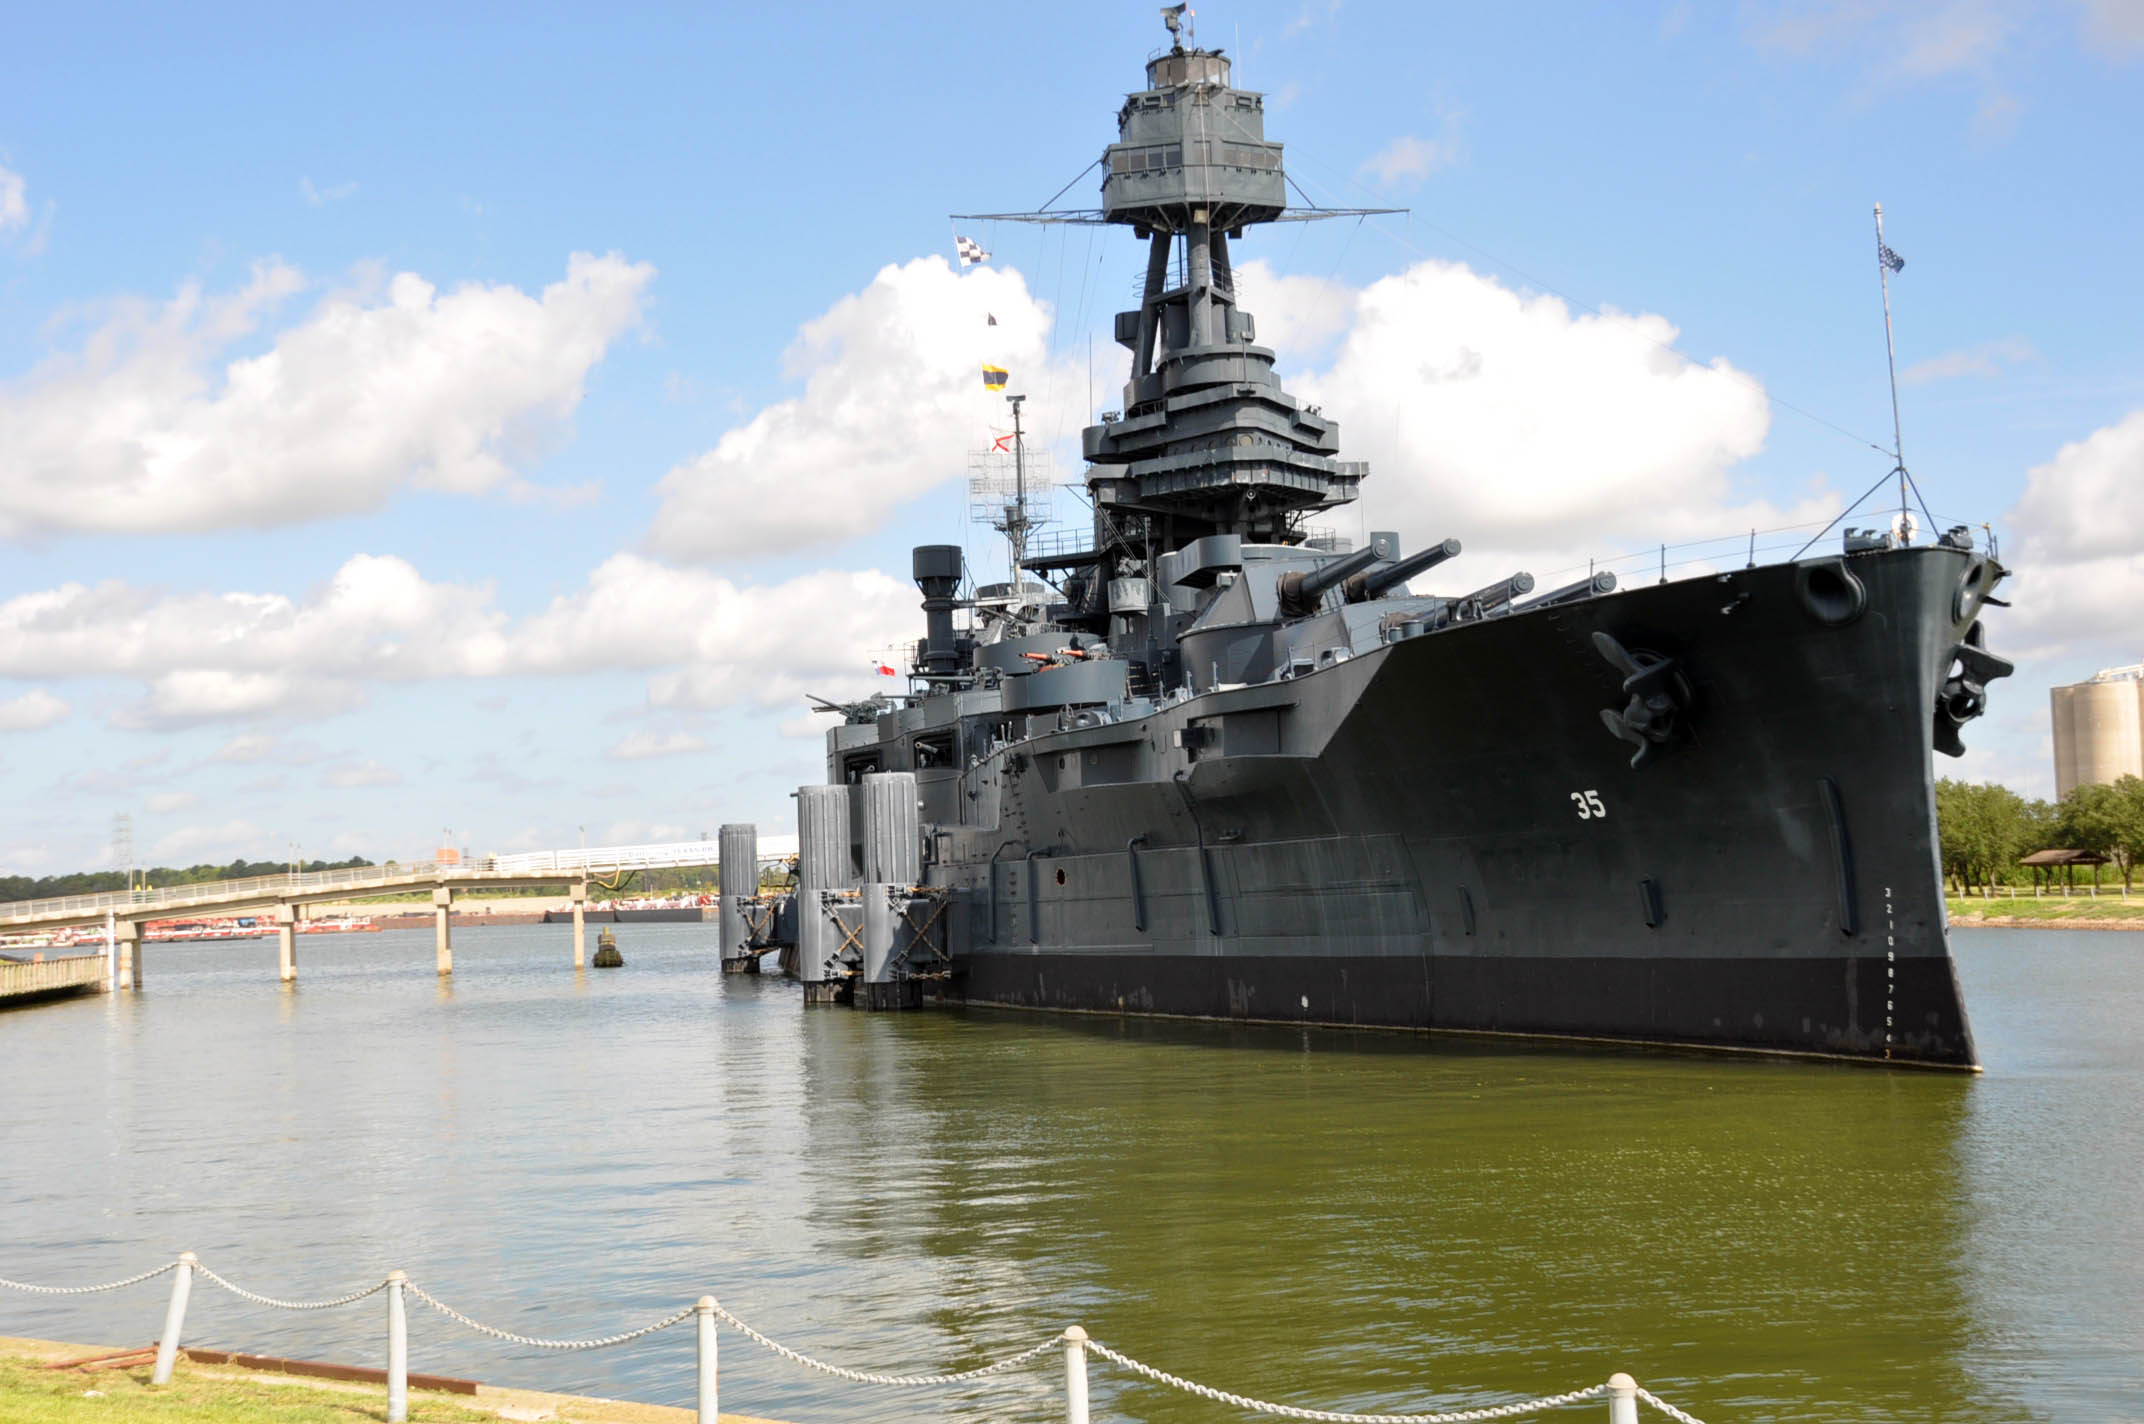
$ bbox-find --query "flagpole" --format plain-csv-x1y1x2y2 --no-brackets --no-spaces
1008,392,1027,605
1874,201,1908,532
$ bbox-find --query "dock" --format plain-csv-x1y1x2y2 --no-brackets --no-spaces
0,953,108,1007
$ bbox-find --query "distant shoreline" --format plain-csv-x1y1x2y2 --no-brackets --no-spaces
1951,915,2144,931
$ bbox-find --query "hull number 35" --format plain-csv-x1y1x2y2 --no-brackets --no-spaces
1570,790,1607,820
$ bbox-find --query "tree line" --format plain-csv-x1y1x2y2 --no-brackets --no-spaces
1935,776,2144,893
0,856,376,904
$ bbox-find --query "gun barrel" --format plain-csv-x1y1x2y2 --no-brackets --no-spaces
1277,543,1384,616
1429,571,1534,629
1517,570,1617,609
1352,538,1463,601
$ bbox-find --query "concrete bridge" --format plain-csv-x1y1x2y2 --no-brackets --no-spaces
0,838,796,989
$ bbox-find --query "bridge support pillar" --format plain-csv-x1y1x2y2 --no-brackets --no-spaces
276,903,299,983
115,919,142,991
570,881,587,970
433,887,453,976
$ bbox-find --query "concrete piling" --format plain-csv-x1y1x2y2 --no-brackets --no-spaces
718,824,759,973
570,881,587,970
433,887,453,976
117,920,141,991
276,903,299,983
795,785,855,1002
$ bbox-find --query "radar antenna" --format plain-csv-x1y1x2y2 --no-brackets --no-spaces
1161,3,1194,46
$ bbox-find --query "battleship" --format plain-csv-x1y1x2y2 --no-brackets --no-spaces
720,12,2014,1068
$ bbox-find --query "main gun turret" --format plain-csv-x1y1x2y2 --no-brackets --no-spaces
1344,538,1462,603
1276,543,1386,619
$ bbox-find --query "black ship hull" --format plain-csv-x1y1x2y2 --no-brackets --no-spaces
938,546,1985,1068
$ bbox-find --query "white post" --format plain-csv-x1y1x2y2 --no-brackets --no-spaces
1606,1372,1638,1424
572,882,588,970
696,1296,718,1424
1062,1325,1090,1424
386,1271,408,1422
106,909,117,992
151,1252,196,1385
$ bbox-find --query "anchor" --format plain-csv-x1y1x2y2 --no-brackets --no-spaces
1593,631,1693,770
1933,620,2013,757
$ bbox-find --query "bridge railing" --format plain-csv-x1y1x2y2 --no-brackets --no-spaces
0,863,459,926
0,838,807,927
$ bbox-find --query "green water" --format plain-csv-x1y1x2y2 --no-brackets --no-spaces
1,926,2137,1422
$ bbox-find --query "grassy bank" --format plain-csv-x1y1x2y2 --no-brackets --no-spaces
0,1341,769,1422
0,1351,491,1422
1945,891,2144,925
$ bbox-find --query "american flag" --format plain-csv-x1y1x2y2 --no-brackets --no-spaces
955,235,990,266
1879,243,1905,273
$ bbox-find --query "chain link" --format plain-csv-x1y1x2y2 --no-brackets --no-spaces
1634,1388,1710,1424
1086,1341,1613,1424
194,1262,390,1311
403,1282,694,1351
0,1262,178,1296
705,1298,1062,1386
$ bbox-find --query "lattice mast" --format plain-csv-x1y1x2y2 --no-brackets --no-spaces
954,8,1397,569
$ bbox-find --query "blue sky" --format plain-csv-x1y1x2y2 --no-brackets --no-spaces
2,1,2140,874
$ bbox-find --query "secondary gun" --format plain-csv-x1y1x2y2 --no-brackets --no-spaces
1517,571,1617,609
1345,537,1463,602
1427,572,1535,630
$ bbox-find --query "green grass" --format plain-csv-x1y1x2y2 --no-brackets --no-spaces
0,1355,495,1422
1944,890,2144,923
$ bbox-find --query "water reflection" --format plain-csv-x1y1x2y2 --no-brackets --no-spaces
0,926,2134,1422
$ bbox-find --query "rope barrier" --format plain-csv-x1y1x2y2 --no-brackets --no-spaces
1088,1340,1617,1423
1635,1388,1711,1424
194,1262,390,1312
703,1297,1063,1385
403,1281,693,1351
0,1262,176,1295
0,1256,1713,1422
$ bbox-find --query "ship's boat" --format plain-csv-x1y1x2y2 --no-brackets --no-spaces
772,18,2012,1067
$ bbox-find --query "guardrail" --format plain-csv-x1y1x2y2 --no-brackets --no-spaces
3,1254,1712,1424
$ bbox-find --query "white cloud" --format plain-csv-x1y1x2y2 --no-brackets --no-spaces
323,759,402,788
645,256,1062,561
608,730,708,760
1901,335,2036,384
0,688,68,732
2081,0,2144,56
0,252,652,540
1359,134,1459,186
150,819,266,863
1263,257,1801,580
2001,408,2144,658
300,177,358,207
0,164,25,232
0,552,916,727
145,791,197,814
210,731,324,764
